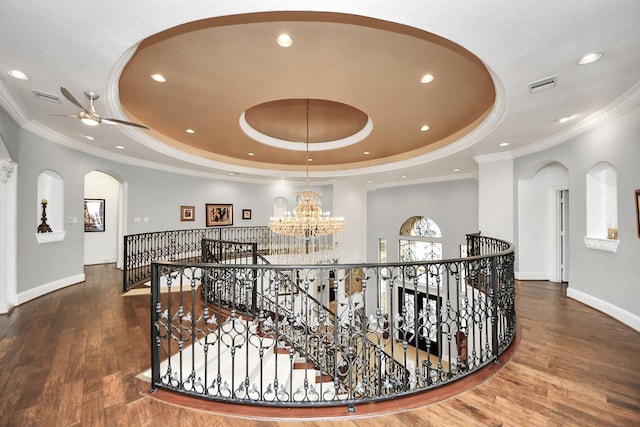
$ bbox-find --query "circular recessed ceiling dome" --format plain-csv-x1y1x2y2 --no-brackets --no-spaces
240,99,372,151
119,12,495,171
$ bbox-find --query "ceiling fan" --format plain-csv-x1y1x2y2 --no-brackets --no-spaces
58,86,149,129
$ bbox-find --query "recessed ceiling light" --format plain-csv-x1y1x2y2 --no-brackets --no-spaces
420,125,430,132
577,52,602,65
557,115,575,123
185,128,195,134
277,34,293,47
499,142,510,147
115,145,125,150
367,180,372,183
85,135,95,141
150,73,166,83
228,172,235,176
420,74,434,84
401,175,407,179
248,152,255,156
7,69,29,80
363,151,370,155
453,168,461,172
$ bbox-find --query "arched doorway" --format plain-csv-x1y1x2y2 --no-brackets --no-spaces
83,171,123,266
517,162,569,282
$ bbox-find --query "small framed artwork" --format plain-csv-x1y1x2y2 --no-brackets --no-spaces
180,205,195,221
635,189,640,238
84,198,105,232
206,203,233,227
242,209,252,220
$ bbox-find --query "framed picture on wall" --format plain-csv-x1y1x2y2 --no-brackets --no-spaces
242,209,252,220
206,203,233,226
180,205,195,221
84,198,105,232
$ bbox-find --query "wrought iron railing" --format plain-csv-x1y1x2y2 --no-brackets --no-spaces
123,226,270,291
149,233,516,410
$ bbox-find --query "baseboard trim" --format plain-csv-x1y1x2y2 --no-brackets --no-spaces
16,273,85,306
84,257,117,265
567,287,640,332
515,271,548,280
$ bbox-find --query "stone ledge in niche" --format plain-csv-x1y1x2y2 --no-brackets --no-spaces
583,236,619,253
35,231,66,244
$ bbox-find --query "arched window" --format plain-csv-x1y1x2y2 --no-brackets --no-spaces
399,216,443,287
399,216,442,263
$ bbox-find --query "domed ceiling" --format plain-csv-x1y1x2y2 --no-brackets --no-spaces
119,12,495,172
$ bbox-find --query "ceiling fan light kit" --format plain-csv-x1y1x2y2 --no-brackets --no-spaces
58,86,149,129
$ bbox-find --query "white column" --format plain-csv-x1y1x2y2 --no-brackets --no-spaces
475,154,515,242
332,183,367,263
0,159,17,313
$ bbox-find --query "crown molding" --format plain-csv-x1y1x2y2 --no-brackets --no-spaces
511,81,640,159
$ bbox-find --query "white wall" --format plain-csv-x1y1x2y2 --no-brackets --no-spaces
84,171,120,265
333,184,367,263
477,156,514,243
514,102,640,331
367,179,478,263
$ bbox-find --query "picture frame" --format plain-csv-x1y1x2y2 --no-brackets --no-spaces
635,189,640,238
84,198,105,232
180,205,195,221
242,209,252,220
206,203,233,227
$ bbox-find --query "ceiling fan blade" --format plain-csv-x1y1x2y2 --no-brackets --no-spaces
60,87,90,113
102,117,149,129
50,113,82,119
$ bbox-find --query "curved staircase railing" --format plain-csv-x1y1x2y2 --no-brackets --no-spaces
147,232,516,410
198,238,410,395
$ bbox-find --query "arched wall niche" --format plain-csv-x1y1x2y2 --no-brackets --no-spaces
36,169,65,243
584,161,618,252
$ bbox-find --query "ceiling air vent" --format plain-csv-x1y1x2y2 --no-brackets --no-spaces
528,76,557,94
32,89,61,103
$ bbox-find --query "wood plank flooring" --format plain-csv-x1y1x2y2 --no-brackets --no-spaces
0,264,638,426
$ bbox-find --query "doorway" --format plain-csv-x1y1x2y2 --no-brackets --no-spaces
83,171,122,266
557,189,569,283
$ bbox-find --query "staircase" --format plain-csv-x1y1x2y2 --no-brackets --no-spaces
141,313,342,402
147,263,410,404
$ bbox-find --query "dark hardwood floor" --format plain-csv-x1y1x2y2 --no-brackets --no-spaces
0,264,638,426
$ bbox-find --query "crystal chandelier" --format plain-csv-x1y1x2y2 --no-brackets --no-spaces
269,100,345,238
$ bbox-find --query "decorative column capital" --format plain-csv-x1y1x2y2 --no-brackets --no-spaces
0,159,16,184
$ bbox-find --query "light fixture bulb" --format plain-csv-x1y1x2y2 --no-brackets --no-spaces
277,34,293,47
7,69,29,80
81,117,100,126
150,73,167,83
420,74,434,84
577,52,602,65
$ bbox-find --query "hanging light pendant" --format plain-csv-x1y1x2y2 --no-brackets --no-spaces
269,100,345,237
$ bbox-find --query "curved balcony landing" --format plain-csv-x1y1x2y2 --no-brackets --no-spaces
143,328,520,420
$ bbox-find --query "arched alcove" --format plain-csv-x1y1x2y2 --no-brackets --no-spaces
517,161,568,282
585,162,618,252
84,170,122,265
36,169,65,244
